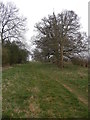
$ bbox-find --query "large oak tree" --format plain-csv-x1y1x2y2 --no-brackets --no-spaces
33,10,88,68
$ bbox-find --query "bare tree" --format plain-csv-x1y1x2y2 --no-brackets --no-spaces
0,2,27,44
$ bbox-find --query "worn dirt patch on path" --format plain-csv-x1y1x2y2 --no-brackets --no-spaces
28,95,41,117
28,87,41,117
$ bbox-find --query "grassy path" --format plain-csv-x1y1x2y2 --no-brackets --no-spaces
61,83,88,105
2,62,88,118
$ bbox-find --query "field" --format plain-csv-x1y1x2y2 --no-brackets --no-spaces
2,62,88,118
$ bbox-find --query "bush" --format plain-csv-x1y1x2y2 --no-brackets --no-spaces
2,41,29,66
2,47,10,66
71,57,88,67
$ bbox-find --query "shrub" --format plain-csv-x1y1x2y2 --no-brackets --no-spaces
2,47,10,66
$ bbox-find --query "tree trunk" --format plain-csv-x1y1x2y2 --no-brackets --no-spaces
59,45,63,69
1,33,3,44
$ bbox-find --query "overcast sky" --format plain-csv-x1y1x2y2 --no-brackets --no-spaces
2,0,89,44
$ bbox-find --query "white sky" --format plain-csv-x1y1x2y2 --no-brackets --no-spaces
2,0,89,44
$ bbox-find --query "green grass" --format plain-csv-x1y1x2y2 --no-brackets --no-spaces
2,62,88,118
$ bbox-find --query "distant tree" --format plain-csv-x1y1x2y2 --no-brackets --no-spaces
32,48,46,62
0,2,27,44
34,10,88,68
0,2,29,66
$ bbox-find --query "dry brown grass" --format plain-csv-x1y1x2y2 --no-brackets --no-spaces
31,87,40,94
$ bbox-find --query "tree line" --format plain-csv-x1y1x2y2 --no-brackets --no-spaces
0,2,88,68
